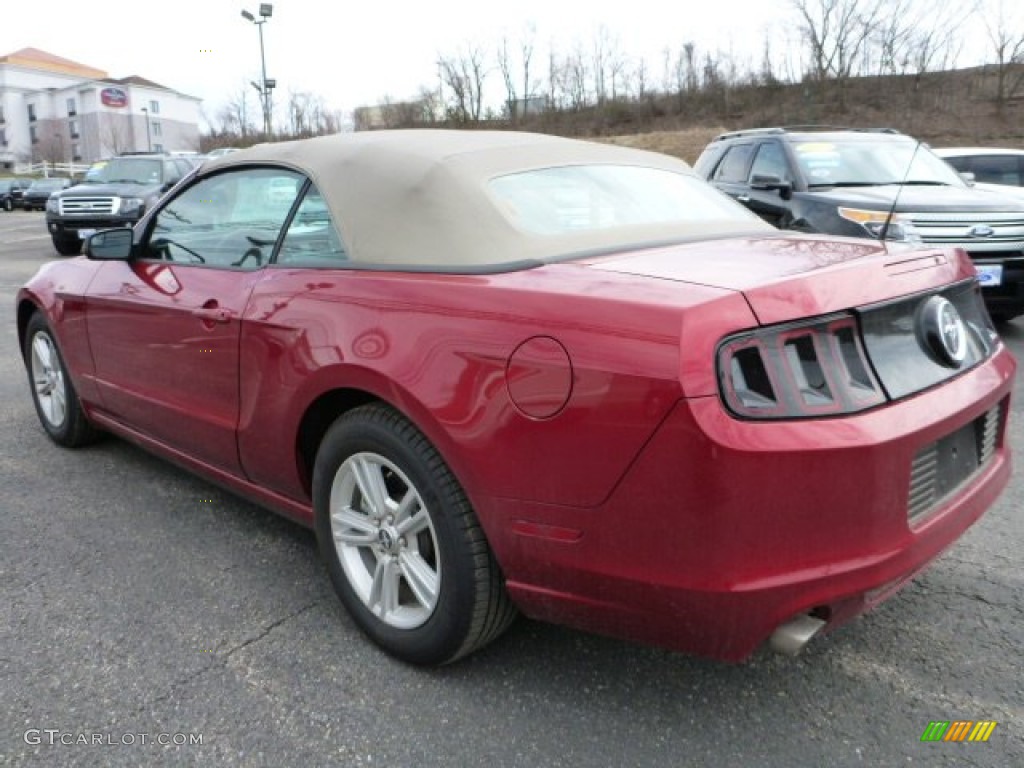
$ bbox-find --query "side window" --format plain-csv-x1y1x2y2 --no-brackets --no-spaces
713,144,754,183
162,162,180,185
277,184,348,265
971,155,1022,186
146,168,304,269
943,156,970,173
749,143,791,182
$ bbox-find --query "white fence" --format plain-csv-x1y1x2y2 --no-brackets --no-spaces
13,161,91,177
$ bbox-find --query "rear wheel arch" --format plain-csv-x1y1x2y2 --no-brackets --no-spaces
296,387,380,494
294,383,473,503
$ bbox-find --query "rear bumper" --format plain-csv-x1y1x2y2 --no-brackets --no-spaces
488,347,1015,661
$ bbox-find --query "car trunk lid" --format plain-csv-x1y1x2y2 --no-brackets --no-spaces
582,234,975,325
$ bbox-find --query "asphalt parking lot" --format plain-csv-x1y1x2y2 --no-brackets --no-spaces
1,209,1021,767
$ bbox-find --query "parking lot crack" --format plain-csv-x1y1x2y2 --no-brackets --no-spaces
101,599,324,730
222,599,323,659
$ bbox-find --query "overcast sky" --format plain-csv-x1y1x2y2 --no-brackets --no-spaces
2,1,804,119
2,0,1005,128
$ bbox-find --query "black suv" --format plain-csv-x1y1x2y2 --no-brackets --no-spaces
695,127,1024,321
45,154,197,255
22,177,74,211
0,177,32,211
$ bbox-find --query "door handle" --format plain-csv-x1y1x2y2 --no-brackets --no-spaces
192,300,234,324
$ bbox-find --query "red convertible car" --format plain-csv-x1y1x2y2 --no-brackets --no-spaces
17,130,1014,665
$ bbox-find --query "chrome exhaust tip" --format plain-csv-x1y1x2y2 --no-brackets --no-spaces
768,614,827,656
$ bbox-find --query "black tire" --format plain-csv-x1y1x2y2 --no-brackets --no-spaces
313,404,516,665
52,233,82,256
2,198,12,212
24,313,101,447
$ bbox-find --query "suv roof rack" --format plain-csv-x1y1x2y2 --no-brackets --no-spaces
713,126,903,142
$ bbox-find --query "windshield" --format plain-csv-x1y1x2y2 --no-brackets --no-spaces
85,158,163,185
793,139,966,188
31,179,67,191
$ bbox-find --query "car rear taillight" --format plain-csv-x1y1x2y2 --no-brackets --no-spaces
717,314,885,419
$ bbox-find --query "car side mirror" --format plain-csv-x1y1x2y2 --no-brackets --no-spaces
750,173,793,200
85,228,133,261
958,172,976,186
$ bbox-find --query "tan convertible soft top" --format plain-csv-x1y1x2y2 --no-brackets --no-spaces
204,130,769,268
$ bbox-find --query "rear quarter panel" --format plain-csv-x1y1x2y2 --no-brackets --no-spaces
235,264,751,516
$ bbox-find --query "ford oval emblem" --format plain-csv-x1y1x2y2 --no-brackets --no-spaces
967,225,995,238
916,296,968,368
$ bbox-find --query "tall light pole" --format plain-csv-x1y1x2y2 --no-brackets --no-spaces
241,4,274,137
141,106,152,151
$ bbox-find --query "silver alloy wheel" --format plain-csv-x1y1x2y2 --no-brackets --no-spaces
329,452,441,630
30,331,67,429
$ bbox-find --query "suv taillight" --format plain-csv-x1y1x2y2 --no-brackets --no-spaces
717,314,885,419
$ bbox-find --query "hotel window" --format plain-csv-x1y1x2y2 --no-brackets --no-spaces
0,105,5,123
28,104,37,122
30,125,38,144
152,121,162,137
0,127,7,146
72,143,82,161
153,143,164,153
69,119,80,139
150,100,160,114
67,97,77,116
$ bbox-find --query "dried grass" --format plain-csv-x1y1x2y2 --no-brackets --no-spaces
595,127,729,165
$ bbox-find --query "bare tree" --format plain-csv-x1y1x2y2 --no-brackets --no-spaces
520,24,537,105
865,0,968,78
500,24,540,120
565,44,590,110
101,114,130,156
548,47,568,110
592,26,610,105
790,0,887,107
759,40,778,85
497,36,518,120
608,50,630,101
217,86,254,137
438,46,489,123
683,42,699,93
286,90,313,136
631,58,649,101
982,0,1024,113
33,131,66,166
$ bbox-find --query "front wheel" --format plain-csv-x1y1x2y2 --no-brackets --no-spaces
24,313,101,447
52,233,82,256
2,198,12,212
313,404,516,665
